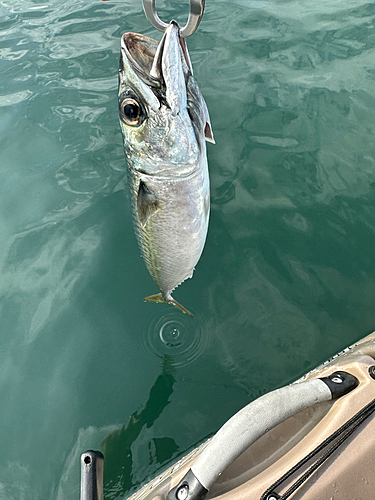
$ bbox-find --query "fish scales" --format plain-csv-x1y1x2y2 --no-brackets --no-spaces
128,166,209,293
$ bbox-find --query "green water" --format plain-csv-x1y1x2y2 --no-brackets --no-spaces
2,0,375,498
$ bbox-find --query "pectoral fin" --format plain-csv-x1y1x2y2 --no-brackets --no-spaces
137,181,161,227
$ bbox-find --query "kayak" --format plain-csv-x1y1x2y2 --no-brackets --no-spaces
81,332,375,500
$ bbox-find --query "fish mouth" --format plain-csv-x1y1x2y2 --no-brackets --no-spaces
121,22,191,111
120,32,160,88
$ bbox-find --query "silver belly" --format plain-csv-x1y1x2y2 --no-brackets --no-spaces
129,161,210,296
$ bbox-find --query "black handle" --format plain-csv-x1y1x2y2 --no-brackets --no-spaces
166,469,207,500
80,450,104,500
320,371,359,399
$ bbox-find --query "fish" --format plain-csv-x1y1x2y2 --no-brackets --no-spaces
119,21,214,316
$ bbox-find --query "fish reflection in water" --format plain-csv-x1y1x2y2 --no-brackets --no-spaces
101,356,177,495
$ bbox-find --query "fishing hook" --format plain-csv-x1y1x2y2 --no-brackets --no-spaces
142,0,205,38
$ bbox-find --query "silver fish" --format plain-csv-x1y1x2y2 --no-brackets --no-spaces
119,21,214,316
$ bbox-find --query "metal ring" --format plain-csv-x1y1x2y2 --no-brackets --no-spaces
142,0,205,38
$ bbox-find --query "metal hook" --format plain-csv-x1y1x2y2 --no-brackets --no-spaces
142,0,205,38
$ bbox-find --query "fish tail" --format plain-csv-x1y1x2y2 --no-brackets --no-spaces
168,297,194,317
144,293,193,317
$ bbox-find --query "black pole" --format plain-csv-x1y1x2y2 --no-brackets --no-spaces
80,450,104,500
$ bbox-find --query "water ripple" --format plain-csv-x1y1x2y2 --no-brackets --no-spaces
142,310,213,369
0,89,32,106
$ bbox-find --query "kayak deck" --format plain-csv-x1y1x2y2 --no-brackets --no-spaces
127,332,375,500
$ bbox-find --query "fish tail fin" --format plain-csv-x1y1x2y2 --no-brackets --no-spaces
168,297,194,317
144,293,194,317
144,293,165,304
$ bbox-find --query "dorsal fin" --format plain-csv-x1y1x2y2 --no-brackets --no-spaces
204,121,215,143
202,97,215,144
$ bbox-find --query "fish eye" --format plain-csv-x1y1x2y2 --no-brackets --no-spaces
119,97,145,127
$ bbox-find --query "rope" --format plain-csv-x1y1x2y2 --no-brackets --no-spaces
260,396,375,500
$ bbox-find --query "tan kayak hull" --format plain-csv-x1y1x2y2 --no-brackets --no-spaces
128,332,375,500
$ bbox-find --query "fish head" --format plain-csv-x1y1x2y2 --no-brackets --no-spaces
119,21,214,177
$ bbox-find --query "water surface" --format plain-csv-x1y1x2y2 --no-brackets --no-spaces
1,0,375,498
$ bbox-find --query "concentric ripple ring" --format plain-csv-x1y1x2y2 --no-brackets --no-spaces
143,310,212,369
